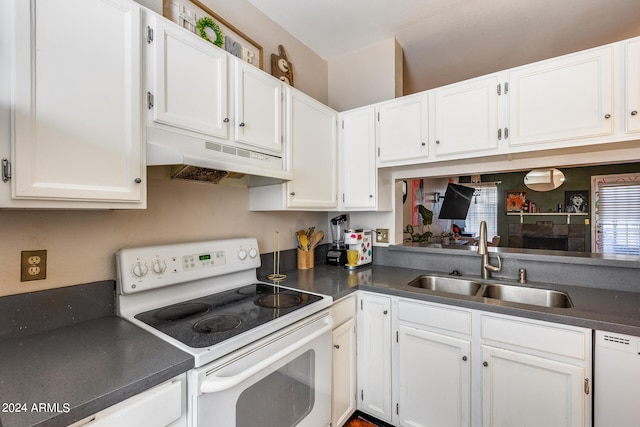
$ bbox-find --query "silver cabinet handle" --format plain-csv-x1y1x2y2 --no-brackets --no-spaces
334,344,340,349
462,356,468,361
239,122,245,127
435,140,440,144
134,178,142,184
604,114,611,119
421,142,426,146
483,361,489,367
223,118,229,123
631,110,638,116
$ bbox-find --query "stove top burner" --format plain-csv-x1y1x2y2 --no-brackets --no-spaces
134,283,323,348
156,303,210,321
193,315,242,333
255,294,303,309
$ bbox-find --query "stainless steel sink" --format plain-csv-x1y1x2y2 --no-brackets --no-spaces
481,284,573,308
407,275,482,296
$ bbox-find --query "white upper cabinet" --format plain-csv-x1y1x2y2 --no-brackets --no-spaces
147,15,228,140
146,17,282,155
624,38,640,134
2,0,145,208
377,93,428,166
285,89,337,209
432,74,502,157
233,60,283,155
340,107,377,210
249,88,338,211
507,45,614,147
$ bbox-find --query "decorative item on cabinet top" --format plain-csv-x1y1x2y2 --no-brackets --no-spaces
271,45,294,86
163,0,263,68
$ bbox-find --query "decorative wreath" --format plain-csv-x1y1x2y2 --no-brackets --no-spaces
196,17,223,48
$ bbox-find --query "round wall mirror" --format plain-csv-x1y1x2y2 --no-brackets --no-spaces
524,168,565,191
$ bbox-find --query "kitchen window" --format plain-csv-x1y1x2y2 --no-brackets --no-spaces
465,183,498,237
592,173,640,255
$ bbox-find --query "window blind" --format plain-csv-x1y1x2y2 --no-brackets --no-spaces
465,183,498,237
597,183,640,256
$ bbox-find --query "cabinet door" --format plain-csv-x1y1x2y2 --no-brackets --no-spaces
625,39,640,134
148,16,228,139
285,89,337,209
340,107,376,209
433,74,500,157
233,59,283,154
397,325,470,427
377,94,428,165
11,0,144,203
357,293,392,423
482,345,587,427
332,318,357,427
508,46,614,147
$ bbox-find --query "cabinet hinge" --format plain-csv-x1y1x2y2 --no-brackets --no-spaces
396,403,399,415
504,82,509,94
377,147,380,157
584,378,590,395
361,389,364,400
504,127,509,139
360,300,363,310
497,83,502,96
2,158,11,183
377,111,380,122
147,92,154,110
146,26,154,44
396,331,399,343
341,120,344,129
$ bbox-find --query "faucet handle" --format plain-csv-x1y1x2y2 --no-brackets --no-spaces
485,255,502,273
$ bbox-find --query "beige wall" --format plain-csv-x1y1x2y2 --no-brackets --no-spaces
0,167,327,297
198,0,329,104
328,38,403,111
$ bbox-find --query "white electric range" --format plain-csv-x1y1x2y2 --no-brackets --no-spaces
116,238,333,427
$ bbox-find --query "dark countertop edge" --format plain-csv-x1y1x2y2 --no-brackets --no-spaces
0,316,194,427
267,264,640,338
389,243,640,268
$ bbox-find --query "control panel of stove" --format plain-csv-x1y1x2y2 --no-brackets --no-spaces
116,238,261,295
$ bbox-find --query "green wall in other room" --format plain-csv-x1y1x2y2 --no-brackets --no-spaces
460,162,640,251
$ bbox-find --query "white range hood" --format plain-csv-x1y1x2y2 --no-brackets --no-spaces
146,127,292,186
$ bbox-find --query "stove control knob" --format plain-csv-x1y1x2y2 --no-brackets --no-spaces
132,262,148,278
249,248,258,258
151,260,167,275
238,249,248,260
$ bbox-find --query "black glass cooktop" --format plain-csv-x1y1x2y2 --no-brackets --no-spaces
134,283,322,348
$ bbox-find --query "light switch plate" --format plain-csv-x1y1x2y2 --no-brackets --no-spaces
376,229,389,243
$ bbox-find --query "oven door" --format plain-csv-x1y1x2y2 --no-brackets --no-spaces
193,310,332,427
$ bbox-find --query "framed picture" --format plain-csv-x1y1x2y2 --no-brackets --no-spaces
163,0,263,68
505,191,527,212
564,190,589,213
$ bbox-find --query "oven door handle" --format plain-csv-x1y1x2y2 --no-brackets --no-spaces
200,319,332,394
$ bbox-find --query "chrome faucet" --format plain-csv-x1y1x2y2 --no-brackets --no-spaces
478,220,501,279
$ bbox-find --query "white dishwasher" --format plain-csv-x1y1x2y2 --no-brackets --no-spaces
594,330,640,427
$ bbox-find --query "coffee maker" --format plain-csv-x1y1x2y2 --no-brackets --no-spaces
326,214,348,265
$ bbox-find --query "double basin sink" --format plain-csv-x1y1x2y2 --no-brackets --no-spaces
407,275,573,309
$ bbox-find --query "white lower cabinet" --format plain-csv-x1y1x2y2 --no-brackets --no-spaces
397,325,471,427
357,292,393,423
357,293,593,427
332,294,357,427
68,374,186,427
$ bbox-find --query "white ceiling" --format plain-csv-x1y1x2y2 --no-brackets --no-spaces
247,0,640,94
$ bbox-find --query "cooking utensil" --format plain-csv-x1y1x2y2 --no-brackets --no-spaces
299,234,309,251
309,230,324,250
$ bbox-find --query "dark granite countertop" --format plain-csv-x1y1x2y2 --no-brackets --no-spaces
263,264,640,337
0,316,194,427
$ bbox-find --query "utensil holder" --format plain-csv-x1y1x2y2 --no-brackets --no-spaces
297,248,314,270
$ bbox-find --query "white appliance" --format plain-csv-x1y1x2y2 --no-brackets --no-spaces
594,330,640,427
116,238,333,427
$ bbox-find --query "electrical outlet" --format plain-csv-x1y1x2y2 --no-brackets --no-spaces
21,250,47,282
376,228,389,243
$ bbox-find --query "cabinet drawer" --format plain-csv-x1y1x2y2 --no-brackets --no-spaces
481,314,589,360
332,294,356,327
398,299,472,335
